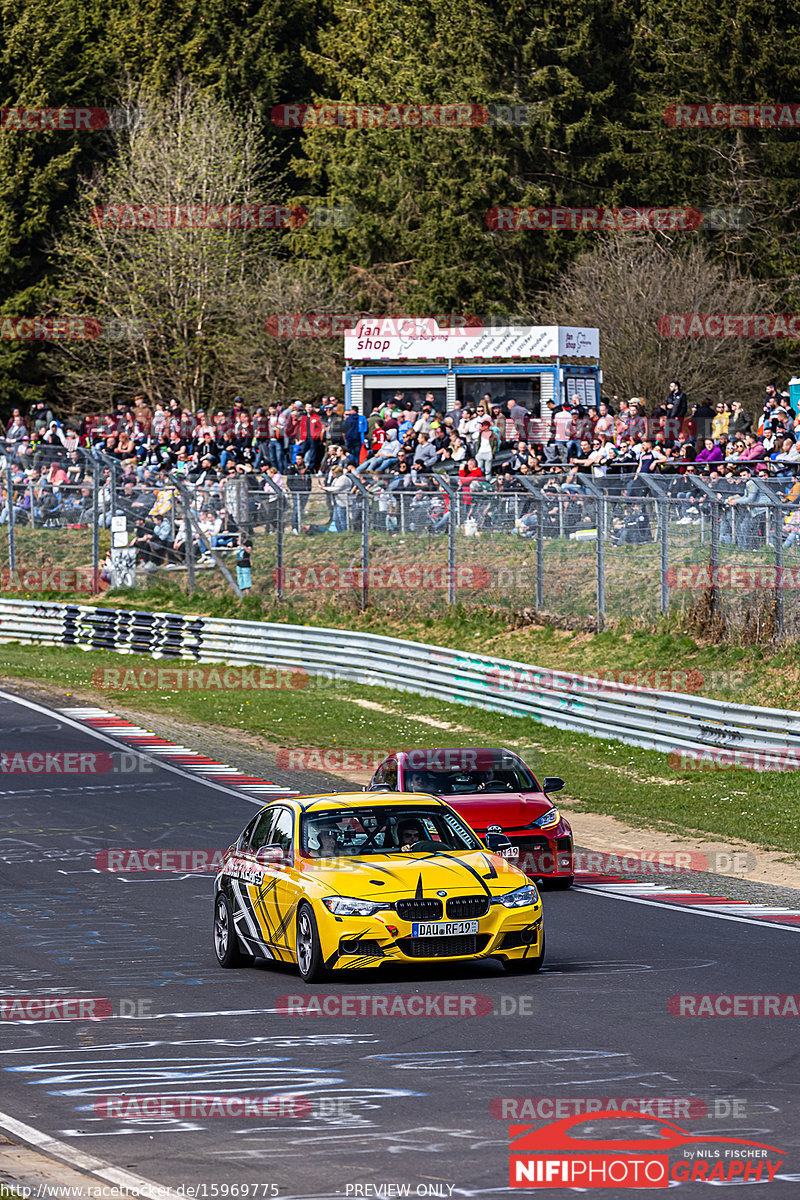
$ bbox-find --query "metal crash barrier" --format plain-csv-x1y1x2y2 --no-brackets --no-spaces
0,597,796,762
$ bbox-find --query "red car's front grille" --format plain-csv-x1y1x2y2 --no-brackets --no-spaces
513,837,558,876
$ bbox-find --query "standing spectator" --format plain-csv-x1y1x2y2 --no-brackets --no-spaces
286,462,312,532
666,380,687,421
552,402,579,461
711,402,729,442
594,402,614,437
322,466,351,531
343,405,364,463
253,406,271,468
458,457,484,500
475,418,498,478
729,401,752,439
490,403,507,444
284,400,303,464
691,397,714,442
626,438,664,496
236,537,252,592
299,402,324,470
506,396,529,442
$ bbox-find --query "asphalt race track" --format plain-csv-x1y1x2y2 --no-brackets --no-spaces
1,685,799,1198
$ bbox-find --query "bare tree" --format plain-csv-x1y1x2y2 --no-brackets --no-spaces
50,83,346,412
541,234,775,410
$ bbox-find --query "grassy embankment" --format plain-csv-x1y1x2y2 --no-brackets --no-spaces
1,636,797,858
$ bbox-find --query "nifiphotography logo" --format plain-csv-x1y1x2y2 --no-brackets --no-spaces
508,1111,784,1188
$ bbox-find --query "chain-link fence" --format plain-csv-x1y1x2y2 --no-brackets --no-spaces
3,437,800,640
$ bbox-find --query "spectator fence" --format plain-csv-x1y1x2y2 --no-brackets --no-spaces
3,435,800,640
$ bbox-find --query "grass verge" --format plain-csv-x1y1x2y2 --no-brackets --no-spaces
1,641,796,858
1,581,798,710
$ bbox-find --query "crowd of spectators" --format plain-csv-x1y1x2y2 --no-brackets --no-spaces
1,379,800,558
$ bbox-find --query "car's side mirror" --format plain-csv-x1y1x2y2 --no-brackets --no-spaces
542,776,565,793
485,832,513,852
254,845,285,866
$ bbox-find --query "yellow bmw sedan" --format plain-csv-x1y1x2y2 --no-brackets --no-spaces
213,792,544,982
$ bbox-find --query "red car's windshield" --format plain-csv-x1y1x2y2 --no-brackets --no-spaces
402,750,538,795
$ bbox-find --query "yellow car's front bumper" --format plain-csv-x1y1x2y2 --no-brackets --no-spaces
315,902,544,970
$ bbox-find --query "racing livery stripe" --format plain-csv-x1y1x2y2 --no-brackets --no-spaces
230,879,274,957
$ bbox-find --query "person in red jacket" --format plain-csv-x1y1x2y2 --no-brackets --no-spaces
458,458,484,504
296,402,324,470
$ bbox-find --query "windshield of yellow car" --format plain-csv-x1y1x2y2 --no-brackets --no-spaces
301,806,482,858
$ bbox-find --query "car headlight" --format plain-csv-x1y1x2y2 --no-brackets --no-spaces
531,807,560,829
322,896,385,917
495,884,539,908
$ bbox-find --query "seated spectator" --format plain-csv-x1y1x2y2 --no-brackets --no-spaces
775,436,800,463
739,432,767,465
357,427,401,473
611,503,653,544
458,457,484,499
411,432,438,476
696,438,723,464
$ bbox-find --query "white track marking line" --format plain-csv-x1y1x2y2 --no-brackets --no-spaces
576,884,800,930
0,1107,183,1199
0,688,284,807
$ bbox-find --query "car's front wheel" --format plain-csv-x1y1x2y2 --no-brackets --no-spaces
296,902,328,983
214,891,247,968
505,934,545,974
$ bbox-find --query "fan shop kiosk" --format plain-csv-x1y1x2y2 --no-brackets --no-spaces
342,322,601,441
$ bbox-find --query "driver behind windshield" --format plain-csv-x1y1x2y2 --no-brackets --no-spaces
309,826,342,858
398,820,424,851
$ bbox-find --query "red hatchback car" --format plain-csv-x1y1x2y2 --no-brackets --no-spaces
367,748,574,888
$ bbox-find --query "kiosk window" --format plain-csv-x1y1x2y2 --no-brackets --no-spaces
458,376,541,417
564,377,597,408
367,387,447,414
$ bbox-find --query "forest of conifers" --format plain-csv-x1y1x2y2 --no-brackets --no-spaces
1,0,799,413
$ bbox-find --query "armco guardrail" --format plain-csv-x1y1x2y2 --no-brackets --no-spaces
0,597,796,759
